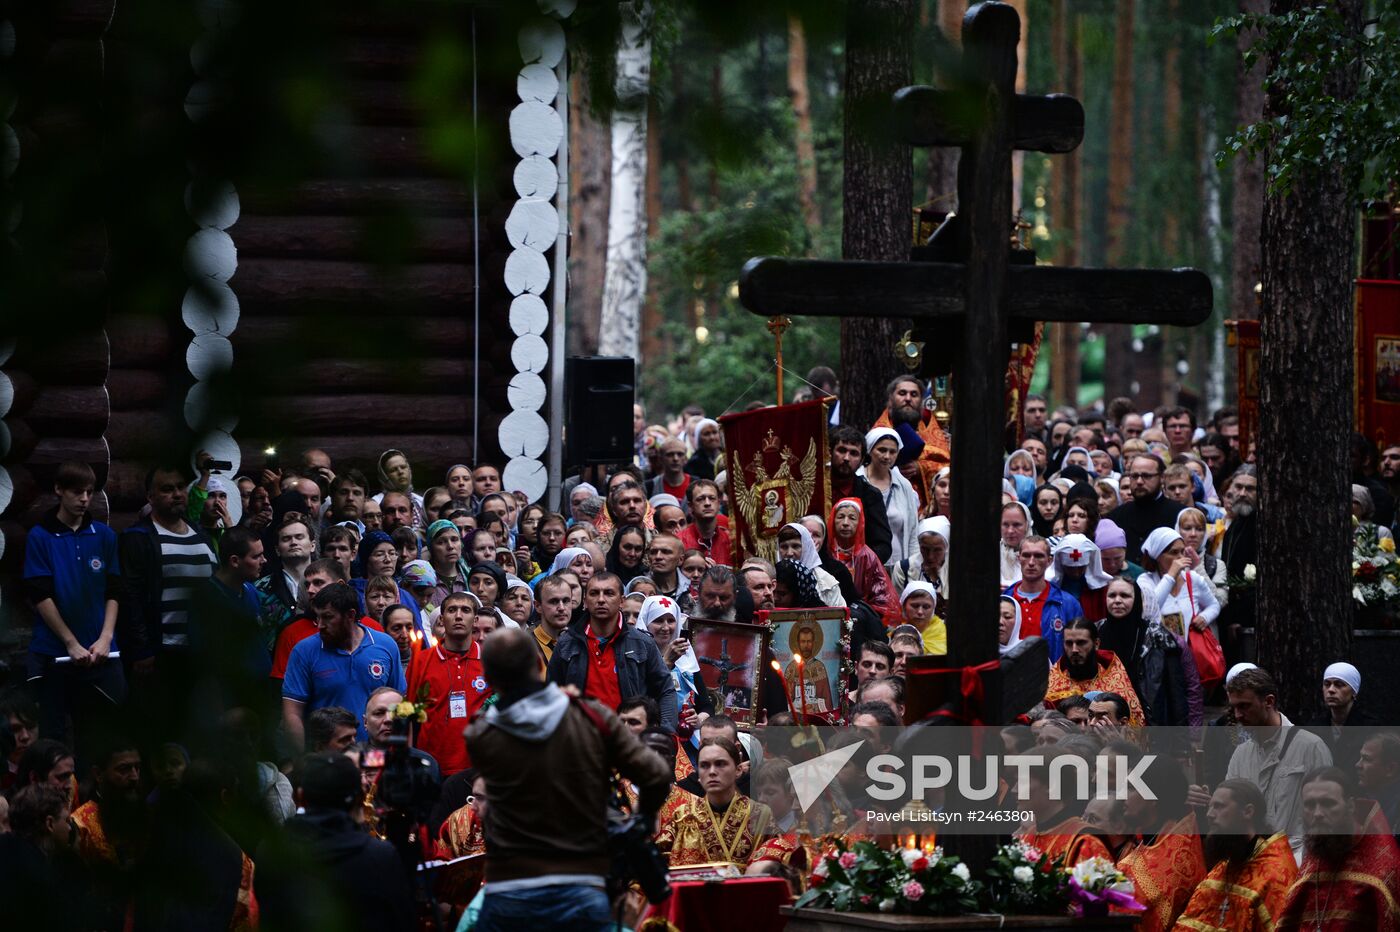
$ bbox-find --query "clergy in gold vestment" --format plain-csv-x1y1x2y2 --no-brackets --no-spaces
1172,777,1299,932
1119,756,1206,932
657,737,775,868
1013,747,1114,867
1277,769,1400,932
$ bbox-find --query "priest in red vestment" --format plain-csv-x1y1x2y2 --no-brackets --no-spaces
1119,756,1206,932
1277,768,1400,932
1013,748,1114,867
1043,618,1145,725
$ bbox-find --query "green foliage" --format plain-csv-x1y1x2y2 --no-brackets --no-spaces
1212,3,1400,199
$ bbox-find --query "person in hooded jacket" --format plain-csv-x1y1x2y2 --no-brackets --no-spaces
467,627,672,930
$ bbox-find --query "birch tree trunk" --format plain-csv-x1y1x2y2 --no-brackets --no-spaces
598,2,651,361
1101,0,1137,405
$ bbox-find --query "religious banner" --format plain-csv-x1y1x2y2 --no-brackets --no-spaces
1226,318,1261,458
1355,280,1400,448
1005,322,1044,444
720,398,831,567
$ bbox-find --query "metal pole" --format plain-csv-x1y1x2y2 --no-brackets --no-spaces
547,48,571,512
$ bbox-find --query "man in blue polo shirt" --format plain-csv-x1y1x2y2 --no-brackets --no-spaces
23,461,124,746
282,582,405,750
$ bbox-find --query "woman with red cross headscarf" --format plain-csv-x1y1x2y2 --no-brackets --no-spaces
1047,533,1113,623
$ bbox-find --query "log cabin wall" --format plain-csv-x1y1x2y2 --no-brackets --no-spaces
0,0,116,670
0,1,542,674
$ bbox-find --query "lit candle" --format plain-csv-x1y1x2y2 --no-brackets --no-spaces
794,653,809,724
770,660,798,719
906,834,917,849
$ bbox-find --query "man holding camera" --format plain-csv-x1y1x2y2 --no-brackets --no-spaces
467,627,673,930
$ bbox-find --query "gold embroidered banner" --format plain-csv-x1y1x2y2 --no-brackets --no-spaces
720,399,831,567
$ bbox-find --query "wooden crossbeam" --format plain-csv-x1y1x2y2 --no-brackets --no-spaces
893,86,1084,153
738,257,1213,326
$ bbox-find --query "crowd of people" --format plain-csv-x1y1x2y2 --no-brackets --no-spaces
1,369,1397,931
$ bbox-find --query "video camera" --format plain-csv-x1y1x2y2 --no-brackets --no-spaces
607,810,671,904
362,717,440,865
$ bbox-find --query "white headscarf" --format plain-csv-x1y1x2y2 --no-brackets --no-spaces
638,593,681,630
691,417,721,451
1048,534,1114,589
1225,662,1258,686
913,516,951,593
900,580,938,605
1141,527,1182,563
999,594,1022,655
864,426,903,455
1063,445,1093,469
1096,477,1121,507
1322,661,1361,695
782,522,822,571
1004,449,1037,480
1000,502,1033,587
547,546,591,577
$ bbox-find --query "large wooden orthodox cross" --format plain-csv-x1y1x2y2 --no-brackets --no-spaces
739,1,1212,720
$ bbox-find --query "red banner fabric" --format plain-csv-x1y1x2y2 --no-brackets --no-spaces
719,399,832,568
1356,280,1400,449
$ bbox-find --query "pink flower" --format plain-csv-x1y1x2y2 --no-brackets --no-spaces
1023,846,1043,864
902,880,925,901
839,852,859,870
911,856,929,872
860,895,872,905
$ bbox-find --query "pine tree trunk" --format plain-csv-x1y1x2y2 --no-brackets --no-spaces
789,14,821,235
1230,0,1268,322
567,63,611,355
598,3,652,360
1101,0,1137,405
1255,0,1360,719
924,0,964,212
1048,0,1080,409
840,0,915,429
641,95,665,369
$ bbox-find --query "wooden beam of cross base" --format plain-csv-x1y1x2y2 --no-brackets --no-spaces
738,257,1214,326
893,86,1085,153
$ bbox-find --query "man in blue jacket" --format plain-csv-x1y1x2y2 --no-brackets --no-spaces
1003,535,1084,664
546,571,678,733
23,461,123,746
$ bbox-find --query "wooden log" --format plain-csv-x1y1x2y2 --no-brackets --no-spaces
28,435,109,466
237,357,474,394
244,393,472,434
20,385,109,435
2,418,37,461
8,329,110,384
104,461,150,513
230,215,472,262
238,179,470,216
0,465,41,518
105,411,171,459
229,315,475,352
107,370,169,410
107,317,173,366
50,0,117,37
231,258,472,310
237,434,478,475
37,38,106,91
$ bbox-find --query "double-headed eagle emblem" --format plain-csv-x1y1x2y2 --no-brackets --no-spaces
730,430,818,558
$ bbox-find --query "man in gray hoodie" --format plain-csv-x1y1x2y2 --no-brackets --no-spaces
467,627,673,931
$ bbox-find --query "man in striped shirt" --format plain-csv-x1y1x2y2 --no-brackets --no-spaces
119,464,217,678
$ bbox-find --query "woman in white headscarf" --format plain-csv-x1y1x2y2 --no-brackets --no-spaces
858,427,920,570
998,594,1022,656
999,501,1033,588
686,418,723,480
775,522,846,608
1138,527,1220,641
638,594,712,725
889,516,950,611
1047,533,1113,623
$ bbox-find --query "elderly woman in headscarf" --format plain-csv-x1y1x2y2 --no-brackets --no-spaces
687,417,723,480
858,427,920,570
888,517,950,612
1047,533,1113,623
535,545,594,592
639,595,713,727
1004,449,1039,507
373,448,426,529
828,499,894,618
775,522,846,608
896,581,946,655
998,594,1022,656
1352,483,1394,541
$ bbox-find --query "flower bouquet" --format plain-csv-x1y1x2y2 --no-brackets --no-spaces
1065,856,1144,918
394,683,431,725
1352,520,1400,609
796,839,980,916
978,841,1070,914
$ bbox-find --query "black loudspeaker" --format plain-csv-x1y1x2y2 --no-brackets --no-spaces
565,356,636,467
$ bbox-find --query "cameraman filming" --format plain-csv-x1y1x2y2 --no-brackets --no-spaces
467,627,673,931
